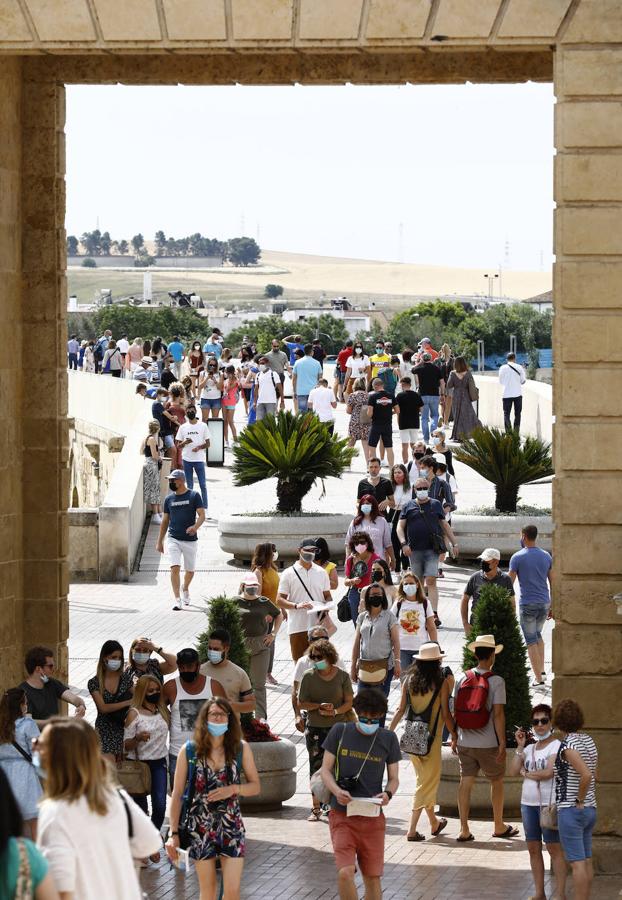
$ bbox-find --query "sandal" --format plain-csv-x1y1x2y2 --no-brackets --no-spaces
307,807,322,822
492,825,519,838
431,818,448,836
407,832,426,841
456,834,475,842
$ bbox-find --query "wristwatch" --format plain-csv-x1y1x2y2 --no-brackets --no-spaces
384,789,393,800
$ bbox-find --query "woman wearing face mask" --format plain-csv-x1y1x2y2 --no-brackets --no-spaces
343,531,380,626
141,419,163,524
436,344,455,426
126,637,177,685
359,559,396,613
344,343,371,398
250,543,281,685
345,494,394,569
351,586,401,723
389,642,455,841
167,698,260,899
445,356,482,442
346,376,372,462
124,675,170,858
165,382,187,469
388,464,413,572
88,640,134,761
298,640,355,821
221,365,240,448
430,430,454,476
235,574,283,721
0,688,42,839
188,341,205,393
391,573,437,673
509,703,566,900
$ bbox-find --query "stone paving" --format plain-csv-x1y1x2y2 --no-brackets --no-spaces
65,401,615,897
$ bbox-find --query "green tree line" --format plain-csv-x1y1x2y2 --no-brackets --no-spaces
68,231,261,266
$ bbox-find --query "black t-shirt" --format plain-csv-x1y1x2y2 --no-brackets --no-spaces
160,369,176,390
368,390,396,425
413,363,442,396
19,678,68,721
151,400,172,435
395,390,424,429
322,722,401,812
357,477,393,505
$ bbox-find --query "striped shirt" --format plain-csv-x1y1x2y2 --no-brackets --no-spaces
555,732,598,808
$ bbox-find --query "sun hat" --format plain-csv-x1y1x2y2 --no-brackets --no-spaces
467,634,503,654
413,642,445,661
478,548,501,561
141,356,152,366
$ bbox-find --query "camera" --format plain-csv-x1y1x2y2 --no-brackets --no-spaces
337,776,360,792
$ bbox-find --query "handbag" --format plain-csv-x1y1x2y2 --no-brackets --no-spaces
417,506,447,555
357,658,389,685
116,738,151,797
337,594,351,623
399,685,441,756
467,372,479,402
536,746,559,830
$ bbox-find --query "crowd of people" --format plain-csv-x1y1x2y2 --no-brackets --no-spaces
8,328,592,898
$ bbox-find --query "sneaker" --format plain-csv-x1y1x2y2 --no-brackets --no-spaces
172,601,182,611
152,513,162,525
532,678,545,687
541,672,547,681
437,568,444,579
224,441,230,449
182,590,191,606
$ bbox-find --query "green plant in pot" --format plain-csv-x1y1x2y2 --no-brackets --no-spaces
197,595,278,742
454,426,553,513
462,583,532,747
231,410,356,513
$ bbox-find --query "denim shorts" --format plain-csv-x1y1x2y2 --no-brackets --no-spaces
520,604,548,646
521,804,560,844
201,397,221,409
163,434,175,449
409,548,439,579
558,805,597,862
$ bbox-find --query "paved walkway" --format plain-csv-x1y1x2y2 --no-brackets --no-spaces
65,401,622,898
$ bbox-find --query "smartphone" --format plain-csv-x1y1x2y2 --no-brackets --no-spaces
174,848,190,873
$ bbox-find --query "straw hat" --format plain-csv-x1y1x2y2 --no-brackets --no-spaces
413,642,445,661
467,634,503,654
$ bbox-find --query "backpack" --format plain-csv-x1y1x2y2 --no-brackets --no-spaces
94,338,106,361
454,669,492,730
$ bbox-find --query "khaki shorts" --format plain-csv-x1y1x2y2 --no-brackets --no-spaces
458,746,505,780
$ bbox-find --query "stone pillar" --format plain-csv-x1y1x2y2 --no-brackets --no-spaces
20,63,69,684
0,58,24,689
553,47,622,870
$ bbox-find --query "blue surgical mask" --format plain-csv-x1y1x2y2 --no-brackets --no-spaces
432,437,442,446
207,722,229,737
133,652,150,665
313,660,329,671
32,751,46,779
207,650,224,664
402,583,418,597
360,504,372,515
106,659,122,671
420,468,429,478
520,538,525,548
357,722,380,735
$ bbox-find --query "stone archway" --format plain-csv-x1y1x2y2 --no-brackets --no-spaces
0,0,620,868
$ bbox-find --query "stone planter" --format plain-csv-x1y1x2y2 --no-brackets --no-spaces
437,746,523,818
241,738,297,810
218,513,353,564
452,514,552,561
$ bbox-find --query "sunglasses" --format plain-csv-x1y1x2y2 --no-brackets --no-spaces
532,717,550,725
358,716,380,725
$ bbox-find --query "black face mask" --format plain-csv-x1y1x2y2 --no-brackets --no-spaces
481,561,492,573
146,692,161,705
187,409,197,419
169,479,178,490
179,670,198,683
371,570,383,583
414,452,424,460
368,596,384,608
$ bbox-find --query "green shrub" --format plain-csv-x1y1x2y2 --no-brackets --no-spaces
81,257,96,268
463,583,532,746
197,594,250,675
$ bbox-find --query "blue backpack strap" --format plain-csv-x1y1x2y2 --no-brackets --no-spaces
182,740,196,799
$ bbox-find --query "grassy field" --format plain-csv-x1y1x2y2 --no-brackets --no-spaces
67,269,266,305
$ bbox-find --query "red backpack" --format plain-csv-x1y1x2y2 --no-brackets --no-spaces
454,670,492,730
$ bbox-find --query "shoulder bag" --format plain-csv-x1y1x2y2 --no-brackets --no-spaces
11,740,33,764
399,684,442,756
467,372,479,402
116,723,152,797
178,740,198,849
417,505,447,555
536,745,559,830
309,724,346,805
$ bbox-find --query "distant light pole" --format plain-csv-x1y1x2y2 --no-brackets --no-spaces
484,272,499,300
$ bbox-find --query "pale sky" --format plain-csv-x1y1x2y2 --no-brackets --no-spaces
65,82,554,271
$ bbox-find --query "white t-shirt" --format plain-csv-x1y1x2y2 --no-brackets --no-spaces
201,374,222,400
391,598,434,651
116,338,130,354
521,738,561,806
278,562,331,634
346,354,370,379
308,386,336,422
498,362,526,398
176,420,210,463
256,369,280,404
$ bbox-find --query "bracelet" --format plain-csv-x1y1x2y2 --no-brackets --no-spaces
170,830,179,836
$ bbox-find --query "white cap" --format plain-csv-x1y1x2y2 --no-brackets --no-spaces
478,548,501,561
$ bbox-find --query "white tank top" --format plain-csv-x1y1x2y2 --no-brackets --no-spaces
169,675,213,757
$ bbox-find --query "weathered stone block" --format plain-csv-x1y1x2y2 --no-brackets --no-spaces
557,101,622,148
553,676,622,728
558,578,622,625
557,260,622,308
0,1,31,40
557,207,622,256
560,49,622,97
588,732,622,783
299,0,363,40
366,0,429,39
27,0,97,42
433,0,499,38
560,315,622,361
562,0,622,44
561,369,622,416
593,785,622,838
557,153,622,202
558,475,622,522
232,0,293,40
162,0,227,40
553,623,622,675
558,525,622,574
498,0,571,39
22,598,62,645
94,0,162,41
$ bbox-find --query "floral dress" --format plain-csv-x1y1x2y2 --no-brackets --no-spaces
87,670,134,756
348,390,371,441
187,754,245,860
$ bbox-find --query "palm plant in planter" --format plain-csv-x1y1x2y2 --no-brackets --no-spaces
232,410,356,512
463,583,532,746
454,426,553,513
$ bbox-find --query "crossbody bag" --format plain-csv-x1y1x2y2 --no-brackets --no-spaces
294,567,336,636
534,744,558,830
417,505,447,555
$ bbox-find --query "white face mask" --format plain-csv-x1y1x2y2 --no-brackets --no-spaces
39,671,49,684
416,489,429,501
259,364,268,372
537,729,553,741
354,348,362,355
272,550,279,561
106,659,122,671
402,583,418,596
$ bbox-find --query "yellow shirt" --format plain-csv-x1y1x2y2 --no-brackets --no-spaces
370,353,391,379
260,566,280,604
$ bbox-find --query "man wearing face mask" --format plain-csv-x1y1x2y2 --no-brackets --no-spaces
396,477,459,628
357,457,394,516
254,355,284,420
163,648,226,786
175,405,210,510
200,628,256,715
156,468,205,611
19,645,86,726
461,548,515,636
320,689,401,900
234,573,283,721
278,539,333,662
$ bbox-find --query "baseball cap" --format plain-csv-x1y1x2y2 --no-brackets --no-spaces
243,573,260,585
169,469,185,479
299,537,318,550
478,548,501,561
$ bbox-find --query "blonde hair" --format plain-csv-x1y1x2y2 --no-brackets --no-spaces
42,718,113,815
131,674,169,725
147,419,160,436
397,572,427,605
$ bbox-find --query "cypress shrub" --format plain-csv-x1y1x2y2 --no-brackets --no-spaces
197,594,251,675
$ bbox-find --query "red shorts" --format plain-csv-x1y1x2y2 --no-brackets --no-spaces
328,809,386,878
